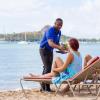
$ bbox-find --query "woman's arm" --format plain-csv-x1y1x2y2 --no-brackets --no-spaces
53,53,73,72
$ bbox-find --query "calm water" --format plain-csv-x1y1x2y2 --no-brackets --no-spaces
0,41,100,91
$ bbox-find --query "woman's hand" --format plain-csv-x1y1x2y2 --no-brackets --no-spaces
52,68,59,73
52,68,59,76
52,68,56,72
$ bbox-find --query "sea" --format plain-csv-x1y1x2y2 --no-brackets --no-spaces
0,41,100,91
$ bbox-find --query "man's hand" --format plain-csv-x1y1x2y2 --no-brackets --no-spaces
48,39,68,51
58,45,66,51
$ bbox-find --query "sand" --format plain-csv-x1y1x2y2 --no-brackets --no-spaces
0,88,99,100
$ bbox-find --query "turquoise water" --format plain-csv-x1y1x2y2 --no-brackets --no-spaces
0,42,100,91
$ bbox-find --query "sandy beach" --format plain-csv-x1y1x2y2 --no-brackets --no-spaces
0,88,99,100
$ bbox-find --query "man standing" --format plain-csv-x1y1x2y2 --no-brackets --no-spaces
40,18,64,92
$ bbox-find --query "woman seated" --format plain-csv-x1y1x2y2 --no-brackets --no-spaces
24,38,82,86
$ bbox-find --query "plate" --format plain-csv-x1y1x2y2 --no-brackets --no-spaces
56,50,68,54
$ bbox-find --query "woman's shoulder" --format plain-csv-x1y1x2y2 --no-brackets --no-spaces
71,51,81,57
67,52,74,60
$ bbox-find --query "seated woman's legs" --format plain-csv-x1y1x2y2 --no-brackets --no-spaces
51,57,64,75
24,57,64,78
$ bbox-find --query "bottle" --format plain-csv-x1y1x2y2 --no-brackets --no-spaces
63,44,68,50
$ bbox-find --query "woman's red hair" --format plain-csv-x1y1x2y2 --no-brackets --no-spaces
68,38,79,51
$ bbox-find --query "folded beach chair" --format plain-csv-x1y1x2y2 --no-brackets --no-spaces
20,57,100,99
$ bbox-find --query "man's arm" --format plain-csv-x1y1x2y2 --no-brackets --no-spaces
48,39,64,50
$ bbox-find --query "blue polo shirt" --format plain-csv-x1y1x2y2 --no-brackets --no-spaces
40,26,61,52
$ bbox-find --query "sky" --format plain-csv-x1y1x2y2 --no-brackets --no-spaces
0,0,100,39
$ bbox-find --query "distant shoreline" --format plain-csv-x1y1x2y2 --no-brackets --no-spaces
79,41,100,44
0,40,100,44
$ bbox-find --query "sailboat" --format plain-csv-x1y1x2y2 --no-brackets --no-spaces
18,32,28,44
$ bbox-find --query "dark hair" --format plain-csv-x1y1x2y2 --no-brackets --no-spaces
68,38,79,51
56,18,63,23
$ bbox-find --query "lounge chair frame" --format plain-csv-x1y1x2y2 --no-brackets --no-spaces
20,58,100,100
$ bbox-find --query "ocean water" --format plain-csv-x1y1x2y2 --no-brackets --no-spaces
0,41,100,91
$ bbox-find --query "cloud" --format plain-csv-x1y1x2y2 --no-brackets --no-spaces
0,0,45,16
0,0,100,38
61,0,100,38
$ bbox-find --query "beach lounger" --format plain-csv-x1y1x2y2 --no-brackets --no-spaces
20,57,100,99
